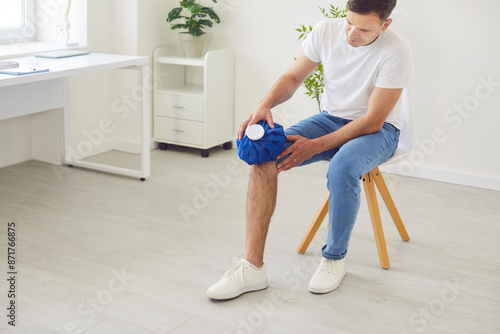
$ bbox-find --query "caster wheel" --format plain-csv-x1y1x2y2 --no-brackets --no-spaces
201,149,210,158
159,142,168,150
140,178,146,181
223,141,233,150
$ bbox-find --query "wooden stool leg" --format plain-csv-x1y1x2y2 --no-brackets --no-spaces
297,192,329,253
372,167,410,241
363,171,390,269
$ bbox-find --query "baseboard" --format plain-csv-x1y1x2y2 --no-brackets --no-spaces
113,138,158,154
64,138,151,162
113,139,141,154
380,164,500,191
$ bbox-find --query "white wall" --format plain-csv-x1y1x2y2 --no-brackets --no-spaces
386,0,500,190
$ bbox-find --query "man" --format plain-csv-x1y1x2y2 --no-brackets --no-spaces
207,0,412,300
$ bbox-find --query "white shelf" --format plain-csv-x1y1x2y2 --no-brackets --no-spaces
155,56,205,67
153,46,234,154
156,85,203,97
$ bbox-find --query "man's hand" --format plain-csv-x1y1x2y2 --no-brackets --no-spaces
237,107,275,140
276,135,318,172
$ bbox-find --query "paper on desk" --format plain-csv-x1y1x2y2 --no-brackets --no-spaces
0,66,49,75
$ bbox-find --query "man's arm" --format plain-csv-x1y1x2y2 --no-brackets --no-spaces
277,86,403,172
237,51,319,140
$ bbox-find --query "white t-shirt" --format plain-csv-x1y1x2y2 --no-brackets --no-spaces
302,18,412,129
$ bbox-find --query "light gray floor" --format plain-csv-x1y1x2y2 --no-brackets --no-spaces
0,147,499,333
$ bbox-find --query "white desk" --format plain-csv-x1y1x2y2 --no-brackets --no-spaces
0,53,150,180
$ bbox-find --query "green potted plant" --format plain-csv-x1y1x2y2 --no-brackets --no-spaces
167,0,221,58
296,5,347,111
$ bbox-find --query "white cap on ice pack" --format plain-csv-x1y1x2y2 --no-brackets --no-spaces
246,124,265,140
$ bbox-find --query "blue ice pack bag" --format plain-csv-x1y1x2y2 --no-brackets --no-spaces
236,120,287,165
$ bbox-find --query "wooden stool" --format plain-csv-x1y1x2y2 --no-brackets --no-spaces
297,167,410,269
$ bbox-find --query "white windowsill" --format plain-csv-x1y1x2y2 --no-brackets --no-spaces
0,41,92,60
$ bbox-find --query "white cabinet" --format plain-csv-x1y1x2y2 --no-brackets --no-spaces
153,46,234,157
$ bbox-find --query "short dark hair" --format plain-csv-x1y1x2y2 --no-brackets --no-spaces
346,0,397,21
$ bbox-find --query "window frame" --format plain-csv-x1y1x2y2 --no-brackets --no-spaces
0,0,36,44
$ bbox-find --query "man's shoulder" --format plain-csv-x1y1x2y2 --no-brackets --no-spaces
382,29,412,51
310,18,345,42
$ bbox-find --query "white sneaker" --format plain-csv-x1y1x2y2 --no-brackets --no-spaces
308,257,346,294
207,258,268,300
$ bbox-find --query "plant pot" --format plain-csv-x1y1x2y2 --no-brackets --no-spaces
179,33,206,58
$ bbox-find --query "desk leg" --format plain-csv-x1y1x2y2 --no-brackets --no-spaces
63,77,72,165
140,64,151,180
63,66,151,180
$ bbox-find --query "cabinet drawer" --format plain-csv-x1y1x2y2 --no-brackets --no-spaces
154,117,203,146
154,93,203,121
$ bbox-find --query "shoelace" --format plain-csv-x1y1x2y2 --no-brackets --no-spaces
319,258,336,274
220,257,245,284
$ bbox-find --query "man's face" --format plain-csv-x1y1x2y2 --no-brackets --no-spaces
345,11,392,47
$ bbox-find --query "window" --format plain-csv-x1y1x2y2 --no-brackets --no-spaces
0,0,35,44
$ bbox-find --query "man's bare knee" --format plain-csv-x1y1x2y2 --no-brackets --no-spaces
250,161,279,180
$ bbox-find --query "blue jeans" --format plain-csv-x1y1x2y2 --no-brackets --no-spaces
282,111,400,260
